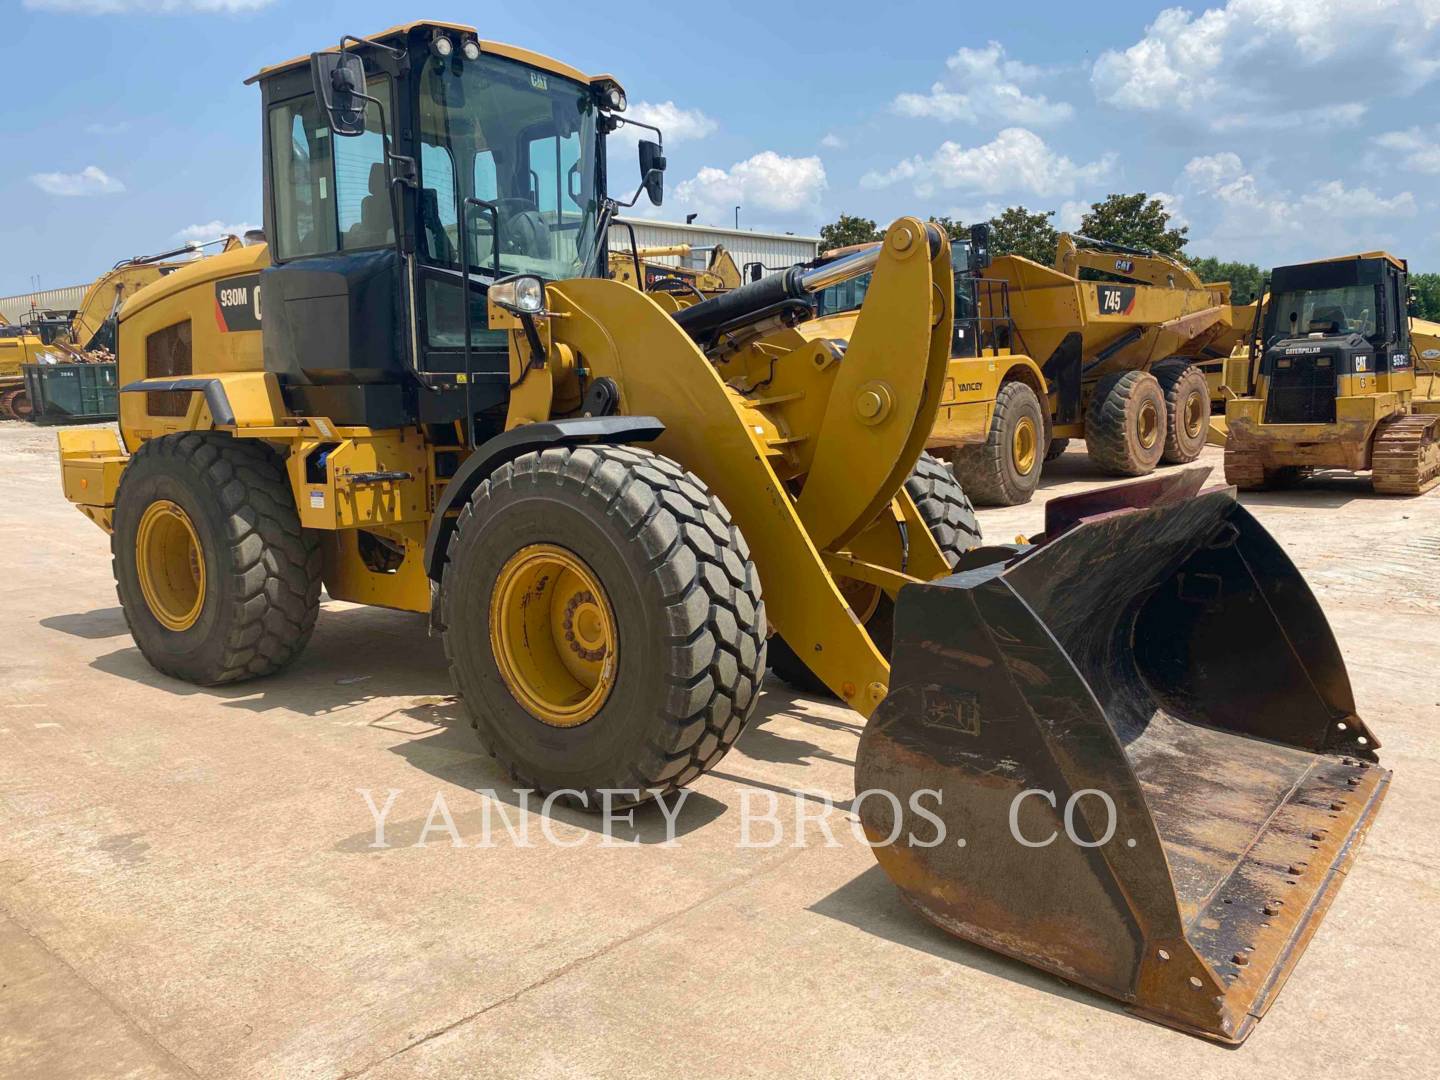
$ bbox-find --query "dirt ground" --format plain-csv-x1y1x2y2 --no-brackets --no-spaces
2,419,1437,1079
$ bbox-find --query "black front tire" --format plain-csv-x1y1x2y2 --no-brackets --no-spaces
440,445,766,807
112,432,321,685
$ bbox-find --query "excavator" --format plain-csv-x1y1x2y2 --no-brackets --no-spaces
55,22,1388,1043
606,239,741,295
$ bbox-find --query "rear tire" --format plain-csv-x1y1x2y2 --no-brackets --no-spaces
769,453,979,694
1152,360,1210,464
1085,370,1167,476
1044,438,1069,462
0,387,32,421
440,445,766,807
950,381,1046,506
112,432,321,685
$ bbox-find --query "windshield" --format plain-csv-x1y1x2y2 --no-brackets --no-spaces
418,53,599,281
1269,284,1381,341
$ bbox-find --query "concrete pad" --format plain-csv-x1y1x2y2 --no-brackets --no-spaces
2,420,1438,1078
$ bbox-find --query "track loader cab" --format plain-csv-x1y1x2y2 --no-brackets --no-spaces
1224,253,1439,494
1259,256,1410,424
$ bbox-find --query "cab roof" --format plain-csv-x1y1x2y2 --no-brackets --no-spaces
1300,251,1408,272
247,21,617,89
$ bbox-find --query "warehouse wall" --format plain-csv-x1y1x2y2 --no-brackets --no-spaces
3,220,819,323
612,218,819,278
0,285,86,324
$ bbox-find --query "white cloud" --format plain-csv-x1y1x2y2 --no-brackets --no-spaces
893,42,1072,126
175,220,259,244
819,132,847,150
1373,127,1440,173
1058,200,1088,232
24,1,273,12
621,101,717,145
861,128,1113,200
1210,102,1367,133
1093,1,1440,127
30,165,125,196
673,152,827,217
83,120,130,135
1179,151,1416,259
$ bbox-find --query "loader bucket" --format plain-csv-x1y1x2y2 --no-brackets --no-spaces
855,470,1389,1044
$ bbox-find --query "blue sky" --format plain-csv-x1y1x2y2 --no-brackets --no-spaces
4,0,1439,296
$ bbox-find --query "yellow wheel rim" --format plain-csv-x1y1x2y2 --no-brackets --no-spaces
1138,400,1160,450
1012,416,1038,475
490,544,617,728
135,500,206,632
1184,393,1204,439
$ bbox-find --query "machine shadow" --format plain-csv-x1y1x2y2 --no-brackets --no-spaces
810,864,1133,1026
380,694,730,844
40,605,129,640
87,601,450,716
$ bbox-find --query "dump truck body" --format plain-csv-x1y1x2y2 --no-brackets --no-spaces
55,20,1389,1045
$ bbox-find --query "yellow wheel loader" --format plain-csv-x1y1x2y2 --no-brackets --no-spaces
1224,253,1440,494
56,22,1389,1043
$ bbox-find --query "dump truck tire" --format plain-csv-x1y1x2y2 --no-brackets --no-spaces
1153,359,1210,464
949,380,1046,506
1044,438,1069,462
441,445,766,808
1086,370,1167,476
112,432,321,686
769,453,979,694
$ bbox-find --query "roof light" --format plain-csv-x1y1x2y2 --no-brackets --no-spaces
430,36,453,60
462,39,481,61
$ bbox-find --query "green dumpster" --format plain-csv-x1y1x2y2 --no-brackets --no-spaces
20,362,118,423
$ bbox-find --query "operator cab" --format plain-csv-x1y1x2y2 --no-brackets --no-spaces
1259,254,1411,424
248,22,665,436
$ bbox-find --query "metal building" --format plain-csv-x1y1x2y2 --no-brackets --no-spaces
0,285,87,325
2,221,819,323
611,217,820,278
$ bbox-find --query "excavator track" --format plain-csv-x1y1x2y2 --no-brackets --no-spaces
1372,413,1440,495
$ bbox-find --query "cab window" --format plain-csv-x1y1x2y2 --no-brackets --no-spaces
266,77,390,261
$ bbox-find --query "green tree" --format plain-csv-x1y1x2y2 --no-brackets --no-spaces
1188,256,1265,304
986,206,1059,264
819,213,882,251
1410,272,1440,321
1078,193,1189,258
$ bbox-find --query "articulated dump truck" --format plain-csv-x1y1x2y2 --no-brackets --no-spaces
55,21,1388,1043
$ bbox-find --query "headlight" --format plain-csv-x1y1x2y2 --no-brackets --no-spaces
597,81,627,112
490,275,546,315
430,35,453,59
461,39,481,61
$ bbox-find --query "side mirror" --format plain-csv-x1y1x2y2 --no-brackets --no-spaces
311,51,368,137
968,223,992,271
639,139,665,206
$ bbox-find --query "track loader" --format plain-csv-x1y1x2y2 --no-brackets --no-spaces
56,22,1388,1043
1224,253,1440,494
